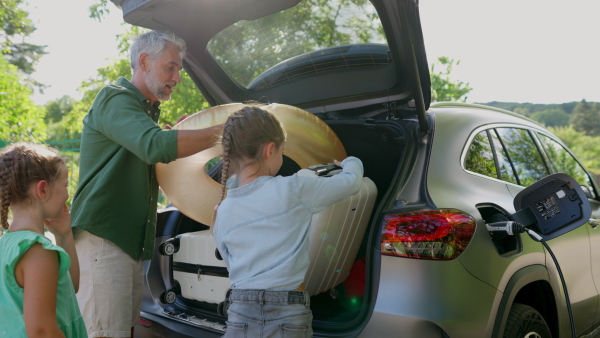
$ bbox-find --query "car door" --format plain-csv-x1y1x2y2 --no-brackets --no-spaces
495,127,598,334
535,131,600,330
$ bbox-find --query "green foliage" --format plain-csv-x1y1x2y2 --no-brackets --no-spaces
0,0,47,81
570,100,600,137
0,53,46,142
45,95,75,124
484,101,579,115
531,108,570,127
548,125,600,182
89,0,111,22
430,57,472,102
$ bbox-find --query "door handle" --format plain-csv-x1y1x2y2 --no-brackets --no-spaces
589,218,600,229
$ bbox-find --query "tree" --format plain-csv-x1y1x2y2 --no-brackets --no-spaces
0,53,46,142
0,0,47,87
531,108,570,127
570,100,600,136
45,95,75,124
548,125,600,184
430,56,472,102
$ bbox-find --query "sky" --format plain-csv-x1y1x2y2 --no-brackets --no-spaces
24,0,600,105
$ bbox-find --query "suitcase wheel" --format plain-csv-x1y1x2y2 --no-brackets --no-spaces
159,238,180,256
160,283,180,304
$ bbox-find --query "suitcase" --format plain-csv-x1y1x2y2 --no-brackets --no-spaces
163,168,377,304
171,231,230,304
299,168,377,295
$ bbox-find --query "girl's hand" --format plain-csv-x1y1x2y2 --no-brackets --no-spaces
44,203,80,292
334,159,343,167
44,204,71,237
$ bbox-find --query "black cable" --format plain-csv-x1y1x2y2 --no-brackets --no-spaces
486,219,576,337
527,229,575,338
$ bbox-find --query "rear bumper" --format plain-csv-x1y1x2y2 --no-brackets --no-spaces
359,255,501,338
134,311,224,338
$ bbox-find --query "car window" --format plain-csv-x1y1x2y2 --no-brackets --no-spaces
537,133,597,198
495,128,549,187
206,0,387,89
490,129,519,185
464,131,497,178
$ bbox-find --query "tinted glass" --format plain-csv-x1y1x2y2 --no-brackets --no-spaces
465,131,497,178
490,129,519,185
537,133,596,197
207,0,387,88
496,128,548,187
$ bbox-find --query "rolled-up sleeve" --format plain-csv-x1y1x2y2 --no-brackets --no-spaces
95,92,178,164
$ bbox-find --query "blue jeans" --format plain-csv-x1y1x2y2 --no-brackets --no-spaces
224,289,313,338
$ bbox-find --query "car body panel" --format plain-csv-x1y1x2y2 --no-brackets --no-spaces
361,255,500,337
588,199,600,327
427,104,600,336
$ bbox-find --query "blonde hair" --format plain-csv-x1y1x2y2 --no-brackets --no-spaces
219,106,286,203
0,142,65,229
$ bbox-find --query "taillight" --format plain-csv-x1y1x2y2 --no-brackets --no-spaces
381,209,476,260
138,318,152,328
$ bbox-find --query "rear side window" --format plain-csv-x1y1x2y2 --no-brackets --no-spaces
464,131,497,178
489,130,519,185
465,127,549,187
537,133,597,198
495,128,548,187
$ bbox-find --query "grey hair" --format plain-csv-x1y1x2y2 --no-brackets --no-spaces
130,30,187,70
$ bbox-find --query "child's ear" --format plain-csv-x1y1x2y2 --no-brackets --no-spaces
35,180,49,200
263,142,276,159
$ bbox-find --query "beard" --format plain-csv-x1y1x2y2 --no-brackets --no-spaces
146,67,173,101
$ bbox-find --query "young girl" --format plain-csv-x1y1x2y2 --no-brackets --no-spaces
0,142,86,337
213,106,364,337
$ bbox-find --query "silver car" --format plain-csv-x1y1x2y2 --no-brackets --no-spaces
109,0,600,337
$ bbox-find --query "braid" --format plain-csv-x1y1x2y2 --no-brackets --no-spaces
219,120,234,204
0,157,11,229
0,142,64,230
217,105,285,205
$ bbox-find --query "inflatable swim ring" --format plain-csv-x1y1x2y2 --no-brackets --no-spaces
156,103,347,226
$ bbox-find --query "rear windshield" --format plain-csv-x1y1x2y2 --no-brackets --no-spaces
207,0,387,90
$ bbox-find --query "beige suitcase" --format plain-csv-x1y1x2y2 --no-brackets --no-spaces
302,176,377,295
171,231,230,304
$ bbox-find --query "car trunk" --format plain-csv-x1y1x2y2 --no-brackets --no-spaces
149,106,423,334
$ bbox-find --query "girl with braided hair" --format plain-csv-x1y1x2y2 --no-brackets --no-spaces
213,106,364,337
0,142,86,337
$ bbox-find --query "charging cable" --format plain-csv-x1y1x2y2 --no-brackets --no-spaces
486,221,575,338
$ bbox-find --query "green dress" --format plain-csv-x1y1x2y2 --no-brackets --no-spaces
0,230,87,337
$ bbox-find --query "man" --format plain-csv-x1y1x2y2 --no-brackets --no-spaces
71,30,219,338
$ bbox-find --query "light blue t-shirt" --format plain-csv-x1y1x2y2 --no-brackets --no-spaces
214,156,363,291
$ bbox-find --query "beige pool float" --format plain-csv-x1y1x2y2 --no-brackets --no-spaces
156,103,347,226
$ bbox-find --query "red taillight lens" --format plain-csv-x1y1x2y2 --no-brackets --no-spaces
138,318,152,328
381,209,476,260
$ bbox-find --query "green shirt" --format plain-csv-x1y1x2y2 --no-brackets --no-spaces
71,77,178,260
0,231,87,337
